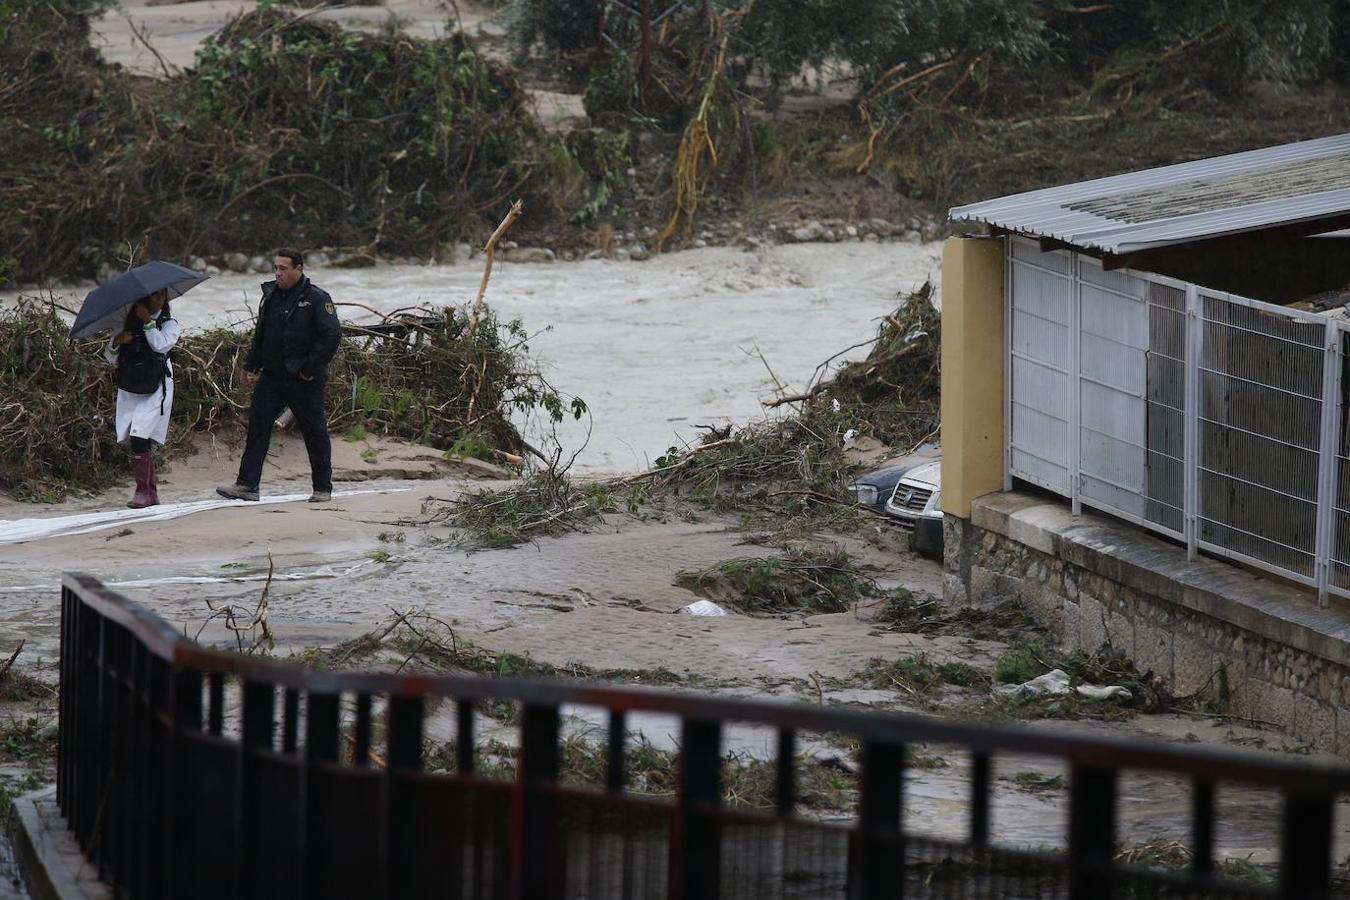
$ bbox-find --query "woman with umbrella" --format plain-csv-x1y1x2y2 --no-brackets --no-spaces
71,260,206,509
103,289,181,508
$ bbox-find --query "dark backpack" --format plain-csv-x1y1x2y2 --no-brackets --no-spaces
116,333,169,396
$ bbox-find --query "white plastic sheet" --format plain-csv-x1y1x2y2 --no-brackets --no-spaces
0,487,409,546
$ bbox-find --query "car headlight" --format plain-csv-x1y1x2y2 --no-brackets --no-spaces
851,484,879,507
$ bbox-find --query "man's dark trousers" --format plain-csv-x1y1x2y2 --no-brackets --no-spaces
236,372,332,493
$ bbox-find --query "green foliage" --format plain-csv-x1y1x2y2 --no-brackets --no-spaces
1009,771,1065,794
865,654,990,696
0,717,57,766
992,643,1050,685
0,5,559,283
867,654,944,694
440,472,615,548
507,0,604,67
873,587,942,628
566,129,632,221
675,546,866,616
934,661,987,687
446,432,494,462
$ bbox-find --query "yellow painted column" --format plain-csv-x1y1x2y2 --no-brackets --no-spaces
940,236,1005,518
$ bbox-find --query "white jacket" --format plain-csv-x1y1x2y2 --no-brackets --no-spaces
103,318,182,445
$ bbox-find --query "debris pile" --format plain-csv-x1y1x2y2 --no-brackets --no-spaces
639,281,941,511
0,4,555,284
0,300,573,500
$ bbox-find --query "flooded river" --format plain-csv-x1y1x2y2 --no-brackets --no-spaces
10,242,942,473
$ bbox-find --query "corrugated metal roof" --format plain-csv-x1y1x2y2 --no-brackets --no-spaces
948,132,1350,254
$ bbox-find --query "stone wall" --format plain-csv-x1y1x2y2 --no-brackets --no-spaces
947,493,1350,756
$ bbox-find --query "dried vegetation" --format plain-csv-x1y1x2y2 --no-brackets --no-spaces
0,298,576,500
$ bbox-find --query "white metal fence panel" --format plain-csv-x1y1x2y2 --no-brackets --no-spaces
1003,236,1348,604
1007,240,1072,494
1077,257,1149,523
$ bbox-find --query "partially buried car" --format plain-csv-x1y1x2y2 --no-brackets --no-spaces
847,464,913,515
883,458,942,560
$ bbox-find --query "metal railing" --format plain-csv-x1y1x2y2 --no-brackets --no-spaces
58,573,1350,899
1005,236,1350,605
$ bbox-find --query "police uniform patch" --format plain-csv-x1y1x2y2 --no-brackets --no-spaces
325,302,335,315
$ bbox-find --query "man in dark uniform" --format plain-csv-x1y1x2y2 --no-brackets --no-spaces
217,249,341,503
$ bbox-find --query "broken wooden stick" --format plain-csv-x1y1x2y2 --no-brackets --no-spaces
617,437,740,484
469,199,523,336
0,640,24,681
761,389,819,408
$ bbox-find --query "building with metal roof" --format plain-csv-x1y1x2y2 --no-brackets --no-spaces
937,132,1350,757
949,132,1350,271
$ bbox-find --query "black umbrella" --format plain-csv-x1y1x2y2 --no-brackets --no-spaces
69,260,209,340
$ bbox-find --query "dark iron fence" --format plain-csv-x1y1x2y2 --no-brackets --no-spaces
57,573,1350,899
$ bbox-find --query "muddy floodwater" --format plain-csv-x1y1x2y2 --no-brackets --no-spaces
10,242,942,472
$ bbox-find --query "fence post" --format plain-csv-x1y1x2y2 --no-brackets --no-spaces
1003,240,1014,492
853,740,904,900
1070,253,1082,516
234,680,275,900
167,668,203,899
669,717,722,900
302,692,340,899
1183,284,1201,561
1315,322,1342,606
514,703,562,900
57,587,70,812
1068,765,1116,900
385,695,427,899
1281,791,1332,899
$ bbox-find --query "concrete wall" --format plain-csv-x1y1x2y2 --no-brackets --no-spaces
939,236,1005,518
946,492,1350,756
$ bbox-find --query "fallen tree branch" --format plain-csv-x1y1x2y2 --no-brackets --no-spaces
761,389,819,408
125,15,175,79
617,437,740,483
765,489,895,521
469,199,523,336
0,641,24,681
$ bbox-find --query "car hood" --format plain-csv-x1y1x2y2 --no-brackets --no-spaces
902,459,941,488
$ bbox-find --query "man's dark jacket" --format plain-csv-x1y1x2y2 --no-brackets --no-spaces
243,277,341,379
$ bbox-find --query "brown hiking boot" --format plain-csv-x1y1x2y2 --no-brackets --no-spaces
216,483,260,502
